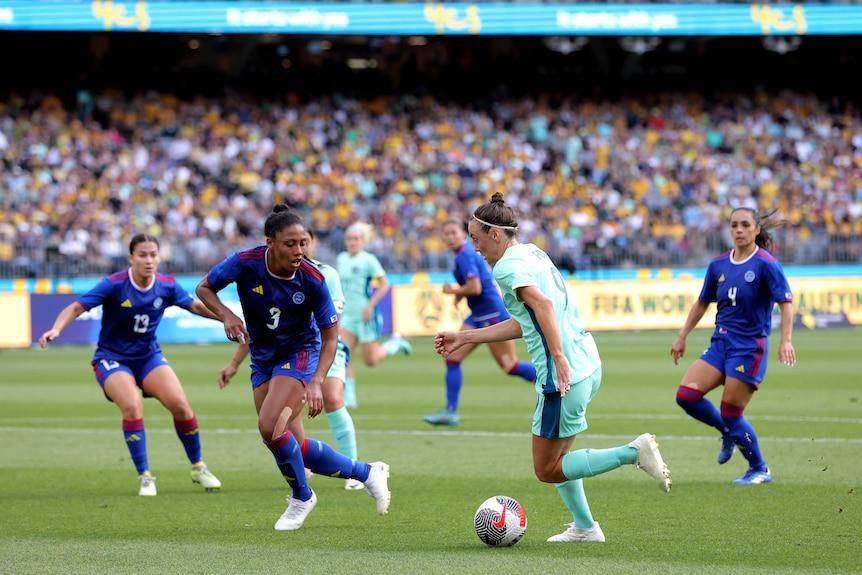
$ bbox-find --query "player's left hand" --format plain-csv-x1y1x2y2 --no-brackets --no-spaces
778,341,796,367
218,363,237,389
305,380,324,418
553,356,573,397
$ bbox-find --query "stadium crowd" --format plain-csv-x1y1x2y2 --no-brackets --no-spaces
1,87,861,278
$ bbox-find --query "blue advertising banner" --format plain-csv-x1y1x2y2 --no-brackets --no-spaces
30,294,98,346
0,2,856,36
28,292,236,346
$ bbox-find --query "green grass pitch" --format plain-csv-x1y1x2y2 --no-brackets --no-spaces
1,328,859,575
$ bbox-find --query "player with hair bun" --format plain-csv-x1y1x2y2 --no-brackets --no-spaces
435,192,672,544
197,204,391,531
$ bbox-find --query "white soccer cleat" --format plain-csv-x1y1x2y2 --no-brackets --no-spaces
364,461,391,515
138,474,157,497
274,490,318,531
345,478,365,491
190,463,221,491
628,433,672,492
547,521,605,543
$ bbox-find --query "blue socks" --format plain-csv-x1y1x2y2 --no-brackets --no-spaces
302,438,370,483
676,386,729,435
265,431,312,501
507,361,537,382
123,418,148,475
174,415,202,465
722,401,766,469
443,360,536,413
445,360,463,412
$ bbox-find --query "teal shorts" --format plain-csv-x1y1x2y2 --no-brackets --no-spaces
532,366,602,439
339,311,383,344
326,339,349,382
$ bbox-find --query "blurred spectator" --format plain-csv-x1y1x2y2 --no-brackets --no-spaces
1,87,861,279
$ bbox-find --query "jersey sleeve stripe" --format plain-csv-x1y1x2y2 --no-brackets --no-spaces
239,247,266,260
299,260,325,283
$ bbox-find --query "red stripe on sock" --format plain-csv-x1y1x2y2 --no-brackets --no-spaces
174,416,198,433
122,418,144,432
506,362,520,375
720,401,745,417
264,431,291,450
300,438,309,458
676,386,705,402
445,359,460,367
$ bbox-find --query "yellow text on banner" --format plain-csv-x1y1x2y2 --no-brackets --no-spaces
391,276,862,335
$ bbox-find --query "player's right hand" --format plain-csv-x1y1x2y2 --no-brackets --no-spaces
38,330,60,349
670,336,686,365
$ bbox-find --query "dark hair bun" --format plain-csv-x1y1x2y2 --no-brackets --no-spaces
490,192,505,205
272,204,291,214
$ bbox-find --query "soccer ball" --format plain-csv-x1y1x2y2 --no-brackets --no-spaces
474,495,527,547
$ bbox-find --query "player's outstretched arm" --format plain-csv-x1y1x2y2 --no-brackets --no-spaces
671,299,709,365
39,301,86,348
196,277,248,344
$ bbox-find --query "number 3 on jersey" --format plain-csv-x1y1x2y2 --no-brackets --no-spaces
267,307,281,330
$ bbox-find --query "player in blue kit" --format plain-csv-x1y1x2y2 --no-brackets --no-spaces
423,219,537,427
672,207,795,485
38,234,222,497
218,228,366,491
435,193,671,544
196,205,391,531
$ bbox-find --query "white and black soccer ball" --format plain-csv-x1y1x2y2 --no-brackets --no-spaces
474,495,527,547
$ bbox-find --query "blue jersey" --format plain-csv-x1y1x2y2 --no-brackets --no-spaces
77,270,194,361
699,247,793,338
452,243,509,321
206,246,339,368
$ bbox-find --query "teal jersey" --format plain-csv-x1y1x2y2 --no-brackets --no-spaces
336,250,385,321
309,257,345,316
493,243,601,395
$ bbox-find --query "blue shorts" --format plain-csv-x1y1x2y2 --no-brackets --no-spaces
91,353,170,399
533,366,602,439
700,329,768,388
464,310,509,329
251,348,319,389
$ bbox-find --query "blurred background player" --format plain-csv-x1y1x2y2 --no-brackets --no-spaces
337,222,412,408
38,234,222,497
423,219,537,427
672,207,795,485
196,205,390,530
435,193,672,543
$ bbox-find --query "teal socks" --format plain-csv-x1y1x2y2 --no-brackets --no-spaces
326,407,358,460
562,446,637,479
